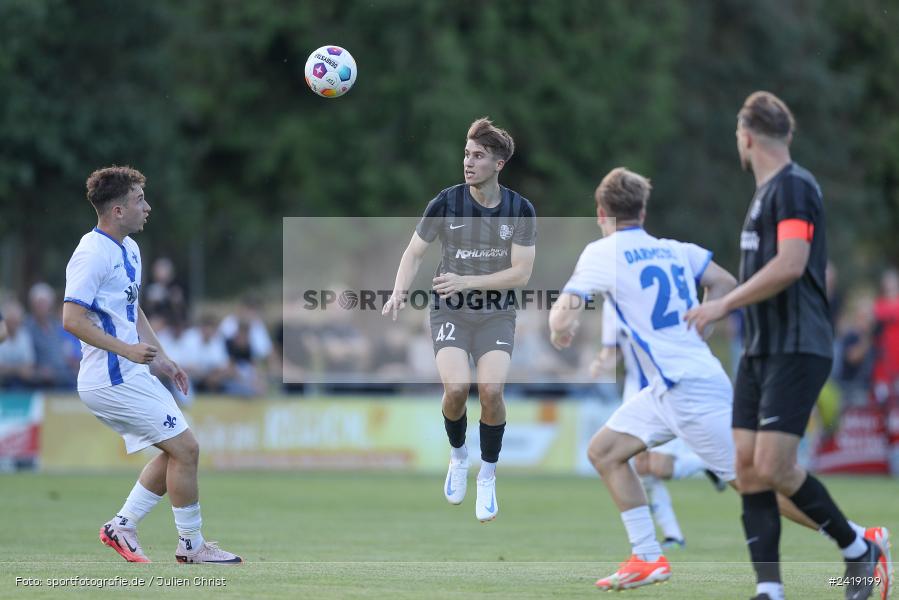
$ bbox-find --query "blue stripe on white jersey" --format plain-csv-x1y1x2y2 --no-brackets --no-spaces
609,295,675,388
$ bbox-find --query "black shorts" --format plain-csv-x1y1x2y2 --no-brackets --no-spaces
732,353,832,436
429,309,516,363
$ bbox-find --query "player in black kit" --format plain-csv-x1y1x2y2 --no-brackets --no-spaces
383,117,536,523
686,92,891,600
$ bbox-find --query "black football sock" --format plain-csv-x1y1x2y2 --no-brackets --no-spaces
789,474,858,550
479,421,505,464
443,410,467,449
742,491,782,583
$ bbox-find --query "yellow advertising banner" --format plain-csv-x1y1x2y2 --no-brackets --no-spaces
41,395,607,473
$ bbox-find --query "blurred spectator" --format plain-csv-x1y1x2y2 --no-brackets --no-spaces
170,315,231,393
25,283,77,389
872,269,899,401
319,320,371,374
224,319,266,397
0,300,36,389
510,309,574,381
826,260,844,326
407,315,439,381
835,293,875,407
372,325,411,377
143,257,188,324
220,294,273,362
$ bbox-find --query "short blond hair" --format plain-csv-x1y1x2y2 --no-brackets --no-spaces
738,91,795,140
595,167,651,220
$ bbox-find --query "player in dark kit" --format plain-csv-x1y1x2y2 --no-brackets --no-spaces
686,92,892,600
383,117,536,522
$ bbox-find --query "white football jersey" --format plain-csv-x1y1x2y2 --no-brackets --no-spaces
64,228,148,391
565,227,724,387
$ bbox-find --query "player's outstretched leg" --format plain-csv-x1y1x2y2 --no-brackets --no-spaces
642,451,686,549
475,416,504,522
443,407,469,505
588,426,671,590
157,431,242,565
474,352,509,523
100,453,167,563
647,479,685,550
437,348,472,506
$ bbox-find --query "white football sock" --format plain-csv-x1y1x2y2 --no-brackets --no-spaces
620,506,662,562
172,502,205,553
451,445,468,462
756,581,785,600
671,453,706,480
646,478,683,541
116,481,163,528
478,460,496,480
848,520,867,539
841,533,868,559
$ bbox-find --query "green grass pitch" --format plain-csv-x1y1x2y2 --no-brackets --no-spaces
0,472,893,599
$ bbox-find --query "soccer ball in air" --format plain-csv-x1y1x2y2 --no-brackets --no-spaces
304,45,357,98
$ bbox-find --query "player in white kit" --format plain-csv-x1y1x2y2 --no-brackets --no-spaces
62,166,240,564
597,302,722,550
549,167,738,589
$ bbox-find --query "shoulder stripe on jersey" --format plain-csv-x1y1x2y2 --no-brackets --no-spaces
694,251,714,286
92,228,137,282
63,297,93,310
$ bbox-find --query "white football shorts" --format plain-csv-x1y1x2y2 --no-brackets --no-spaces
606,370,735,482
79,370,189,454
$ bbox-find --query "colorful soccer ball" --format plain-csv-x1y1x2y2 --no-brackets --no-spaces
304,45,357,98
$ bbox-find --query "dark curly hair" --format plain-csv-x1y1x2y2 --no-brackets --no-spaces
85,166,146,214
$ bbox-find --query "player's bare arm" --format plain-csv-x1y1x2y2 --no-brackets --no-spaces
698,261,738,301
590,345,618,379
684,261,738,338
433,243,535,298
547,292,584,350
136,306,189,394
383,231,431,320
0,318,7,344
62,301,157,364
685,238,808,333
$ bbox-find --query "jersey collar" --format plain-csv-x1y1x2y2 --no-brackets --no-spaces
92,227,125,248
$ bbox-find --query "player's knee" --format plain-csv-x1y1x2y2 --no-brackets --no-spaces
754,458,785,488
172,434,200,465
633,453,649,475
650,463,671,480
649,455,673,479
587,439,615,473
586,444,604,470
735,447,755,473
477,382,503,404
443,383,470,404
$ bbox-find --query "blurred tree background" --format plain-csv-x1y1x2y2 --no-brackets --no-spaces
0,0,896,301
